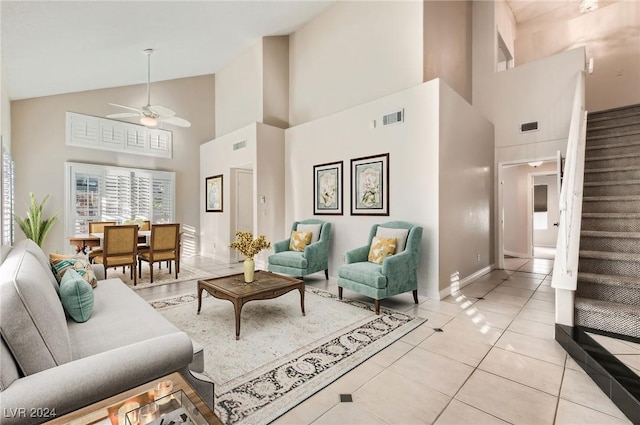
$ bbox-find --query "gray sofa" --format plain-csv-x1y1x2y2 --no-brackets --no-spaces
0,239,211,424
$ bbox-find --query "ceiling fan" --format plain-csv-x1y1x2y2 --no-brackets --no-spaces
106,49,191,128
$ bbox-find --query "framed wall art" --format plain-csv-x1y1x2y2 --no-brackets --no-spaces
313,161,343,215
350,153,389,216
205,174,223,212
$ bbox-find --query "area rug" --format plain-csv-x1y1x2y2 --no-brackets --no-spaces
105,263,212,289
151,287,426,425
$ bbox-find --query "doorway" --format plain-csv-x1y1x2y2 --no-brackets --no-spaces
532,173,559,260
232,167,254,262
498,155,561,269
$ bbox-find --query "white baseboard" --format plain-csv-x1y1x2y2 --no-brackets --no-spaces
438,264,495,300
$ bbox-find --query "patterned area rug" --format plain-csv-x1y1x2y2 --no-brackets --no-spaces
151,287,426,425
107,263,212,289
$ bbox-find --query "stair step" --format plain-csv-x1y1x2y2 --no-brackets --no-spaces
587,115,640,131
575,297,640,339
580,230,640,253
583,180,640,197
586,141,640,159
588,104,640,121
582,195,640,213
587,122,640,138
585,153,640,170
582,213,640,232
586,130,640,147
579,250,640,278
584,166,640,183
577,273,640,306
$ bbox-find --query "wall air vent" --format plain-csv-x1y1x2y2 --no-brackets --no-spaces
233,140,247,151
383,109,404,126
520,121,539,132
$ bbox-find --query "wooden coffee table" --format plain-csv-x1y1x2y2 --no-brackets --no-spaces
197,270,305,340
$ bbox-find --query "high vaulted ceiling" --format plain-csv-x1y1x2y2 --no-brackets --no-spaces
1,1,334,100
2,1,637,104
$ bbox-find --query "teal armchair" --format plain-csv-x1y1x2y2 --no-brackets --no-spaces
268,219,332,279
337,221,423,314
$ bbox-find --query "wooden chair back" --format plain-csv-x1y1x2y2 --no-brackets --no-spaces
103,225,138,258
89,221,117,233
149,223,180,256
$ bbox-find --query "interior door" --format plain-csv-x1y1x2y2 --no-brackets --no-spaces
235,169,253,261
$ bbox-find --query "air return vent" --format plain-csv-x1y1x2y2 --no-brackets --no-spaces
233,140,247,151
520,121,539,132
383,109,404,126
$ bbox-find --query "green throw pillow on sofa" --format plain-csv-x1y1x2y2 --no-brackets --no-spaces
60,269,94,323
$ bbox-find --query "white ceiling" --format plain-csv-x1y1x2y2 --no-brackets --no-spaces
1,1,334,100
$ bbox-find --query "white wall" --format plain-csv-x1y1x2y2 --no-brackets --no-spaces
495,0,516,60
199,122,285,265
11,75,215,255
423,0,472,103
283,80,493,299
200,123,257,262
493,48,585,164
214,41,262,138
289,0,423,126
438,82,494,295
255,123,285,267
262,36,289,130
515,1,640,112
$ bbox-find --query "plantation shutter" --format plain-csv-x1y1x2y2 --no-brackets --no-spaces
104,169,132,223
152,177,174,223
1,148,15,245
73,172,102,234
132,172,152,220
65,162,175,252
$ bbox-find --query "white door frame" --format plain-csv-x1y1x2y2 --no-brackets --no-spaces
497,153,560,269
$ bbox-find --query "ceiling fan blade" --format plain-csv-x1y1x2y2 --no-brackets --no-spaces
158,116,191,128
106,112,141,119
148,105,176,117
109,102,144,113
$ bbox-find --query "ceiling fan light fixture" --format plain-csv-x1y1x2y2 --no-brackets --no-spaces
140,116,158,127
528,161,544,168
579,0,598,13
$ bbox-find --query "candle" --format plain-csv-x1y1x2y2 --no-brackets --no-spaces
117,401,140,425
153,379,174,404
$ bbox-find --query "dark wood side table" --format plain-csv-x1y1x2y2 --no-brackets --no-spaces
197,270,305,340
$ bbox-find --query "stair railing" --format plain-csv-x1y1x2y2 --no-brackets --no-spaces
552,71,587,326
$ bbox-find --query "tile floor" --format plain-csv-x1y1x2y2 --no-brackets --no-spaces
137,256,635,425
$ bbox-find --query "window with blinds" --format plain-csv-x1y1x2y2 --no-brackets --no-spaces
66,162,175,239
1,148,15,246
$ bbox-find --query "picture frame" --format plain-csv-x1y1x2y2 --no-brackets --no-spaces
350,153,389,216
313,161,343,215
205,174,223,212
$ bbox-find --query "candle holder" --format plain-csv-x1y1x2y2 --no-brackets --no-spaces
153,379,174,405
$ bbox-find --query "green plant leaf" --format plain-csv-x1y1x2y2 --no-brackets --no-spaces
14,192,59,247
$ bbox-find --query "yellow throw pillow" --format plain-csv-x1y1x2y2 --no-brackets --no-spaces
368,236,397,265
290,231,312,252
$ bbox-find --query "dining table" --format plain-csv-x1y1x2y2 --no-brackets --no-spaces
67,230,151,254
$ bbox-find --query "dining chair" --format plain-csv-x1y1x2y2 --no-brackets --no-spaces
87,221,117,263
92,224,139,285
138,223,180,283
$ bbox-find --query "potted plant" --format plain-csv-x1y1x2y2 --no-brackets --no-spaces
229,231,271,283
15,192,59,248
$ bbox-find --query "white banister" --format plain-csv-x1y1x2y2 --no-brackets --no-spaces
552,71,587,326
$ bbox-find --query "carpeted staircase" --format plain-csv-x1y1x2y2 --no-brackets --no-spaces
576,104,640,339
